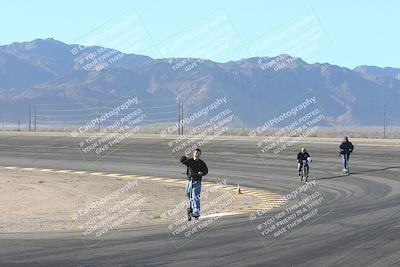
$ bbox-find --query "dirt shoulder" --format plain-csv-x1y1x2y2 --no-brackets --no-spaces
0,169,260,233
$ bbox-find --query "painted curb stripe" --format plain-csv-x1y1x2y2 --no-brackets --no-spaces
1,165,287,213
105,173,123,177
90,172,105,176
150,178,166,181
40,169,54,172
55,170,72,173
21,168,37,171
72,171,87,174
4,166,17,170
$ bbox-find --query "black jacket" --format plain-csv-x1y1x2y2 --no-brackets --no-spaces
180,156,208,181
297,152,310,162
340,141,354,155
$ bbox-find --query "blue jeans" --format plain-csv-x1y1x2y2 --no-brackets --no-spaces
186,180,201,216
341,154,350,169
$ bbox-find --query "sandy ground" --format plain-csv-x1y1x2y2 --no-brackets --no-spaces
0,169,260,233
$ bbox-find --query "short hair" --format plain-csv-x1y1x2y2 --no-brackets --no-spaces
194,148,202,154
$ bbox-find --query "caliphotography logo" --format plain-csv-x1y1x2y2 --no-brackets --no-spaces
160,177,235,248
69,96,147,163
248,180,333,251
71,179,145,248
249,89,328,163
160,90,242,163
1,1,399,266
156,9,246,73
245,7,333,84
71,8,155,71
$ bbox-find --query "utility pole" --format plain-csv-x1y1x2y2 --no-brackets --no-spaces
17,119,20,132
2,112,5,130
98,101,101,133
34,104,37,132
29,103,31,132
383,104,386,139
178,98,181,135
181,101,184,135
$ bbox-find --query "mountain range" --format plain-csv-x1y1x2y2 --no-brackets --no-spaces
0,38,399,126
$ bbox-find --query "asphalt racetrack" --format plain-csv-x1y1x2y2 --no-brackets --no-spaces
0,133,399,266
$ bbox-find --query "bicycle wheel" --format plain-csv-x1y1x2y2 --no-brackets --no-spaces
304,164,309,181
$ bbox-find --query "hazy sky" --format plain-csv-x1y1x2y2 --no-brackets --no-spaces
1,0,399,68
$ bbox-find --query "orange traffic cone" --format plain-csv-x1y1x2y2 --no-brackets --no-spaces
236,184,242,194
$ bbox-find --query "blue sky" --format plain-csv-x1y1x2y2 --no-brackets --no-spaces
1,0,399,68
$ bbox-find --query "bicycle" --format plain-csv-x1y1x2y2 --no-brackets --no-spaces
299,159,310,182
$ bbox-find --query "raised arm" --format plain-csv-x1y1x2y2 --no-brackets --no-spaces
180,155,189,165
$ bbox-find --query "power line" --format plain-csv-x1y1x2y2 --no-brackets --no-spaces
36,107,99,112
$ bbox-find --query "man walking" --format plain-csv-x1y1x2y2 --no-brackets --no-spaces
180,148,208,220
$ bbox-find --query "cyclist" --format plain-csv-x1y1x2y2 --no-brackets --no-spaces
339,137,354,174
297,147,311,181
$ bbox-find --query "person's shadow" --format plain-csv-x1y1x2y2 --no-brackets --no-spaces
314,166,399,181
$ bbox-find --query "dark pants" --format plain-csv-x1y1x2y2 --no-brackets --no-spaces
298,161,309,174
